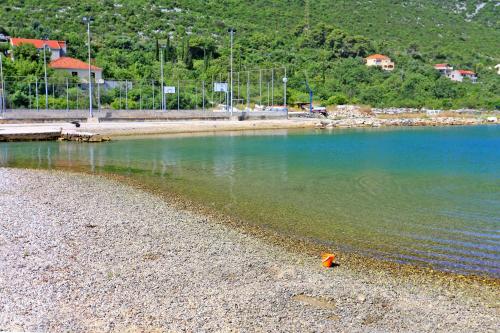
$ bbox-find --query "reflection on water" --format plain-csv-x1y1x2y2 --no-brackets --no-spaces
1,126,499,277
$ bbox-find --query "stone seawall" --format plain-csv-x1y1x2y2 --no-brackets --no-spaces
0,109,288,123
316,116,497,129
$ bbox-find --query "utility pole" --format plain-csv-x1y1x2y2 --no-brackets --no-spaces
246,71,250,110
66,78,69,111
305,0,311,31
43,43,49,111
152,80,155,110
202,80,205,112
259,69,262,106
271,68,274,106
83,16,94,118
160,47,165,111
283,68,288,118
0,53,5,114
125,79,128,110
228,28,236,117
35,78,39,111
97,79,101,111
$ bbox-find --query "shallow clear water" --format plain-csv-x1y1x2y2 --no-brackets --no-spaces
1,126,499,277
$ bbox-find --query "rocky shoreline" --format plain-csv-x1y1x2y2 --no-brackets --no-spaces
313,105,498,129
315,116,490,128
0,168,498,332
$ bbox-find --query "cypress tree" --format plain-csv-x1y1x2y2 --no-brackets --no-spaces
155,39,159,61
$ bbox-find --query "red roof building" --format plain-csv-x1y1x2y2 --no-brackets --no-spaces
434,63,451,69
10,37,66,49
50,57,101,71
9,37,67,60
365,54,395,71
448,69,477,83
434,63,454,75
10,37,103,82
365,54,390,60
457,70,475,75
50,57,103,81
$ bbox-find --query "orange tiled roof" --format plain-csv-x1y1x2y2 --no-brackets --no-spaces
10,37,66,49
49,57,101,71
366,54,390,60
457,70,475,75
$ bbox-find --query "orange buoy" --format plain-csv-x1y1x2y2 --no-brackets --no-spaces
321,253,336,267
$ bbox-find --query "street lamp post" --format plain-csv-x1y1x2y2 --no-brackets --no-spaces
83,16,94,118
283,72,288,119
0,53,5,114
160,46,165,111
228,28,236,117
42,42,49,111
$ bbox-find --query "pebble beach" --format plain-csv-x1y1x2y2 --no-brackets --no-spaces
0,168,498,332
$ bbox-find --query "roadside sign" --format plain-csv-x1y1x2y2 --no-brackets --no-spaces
214,82,228,92
164,86,176,94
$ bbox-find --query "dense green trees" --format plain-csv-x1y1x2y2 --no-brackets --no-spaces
0,0,498,110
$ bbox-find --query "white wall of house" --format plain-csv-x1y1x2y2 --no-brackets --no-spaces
48,48,61,61
448,70,477,83
33,48,62,61
54,68,103,82
366,58,395,71
449,72,464,82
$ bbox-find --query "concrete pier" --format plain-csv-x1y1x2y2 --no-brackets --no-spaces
0,124,110,142
0,125,64,141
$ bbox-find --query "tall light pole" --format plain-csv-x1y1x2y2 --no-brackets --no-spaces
283,70,288,119
42,41,49,111
0,53,4,114
160,46,165,111
228,28,236,117
83,16,94,118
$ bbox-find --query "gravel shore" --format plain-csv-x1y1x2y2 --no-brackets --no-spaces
0,168,498,332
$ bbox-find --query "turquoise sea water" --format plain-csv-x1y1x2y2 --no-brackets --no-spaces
1,126,499,277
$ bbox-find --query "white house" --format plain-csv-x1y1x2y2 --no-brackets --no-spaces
9,37,66,60
49,56,103,82
365,54,395,71
448,70,477,83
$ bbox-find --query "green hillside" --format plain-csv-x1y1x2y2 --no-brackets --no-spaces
1,0,499,109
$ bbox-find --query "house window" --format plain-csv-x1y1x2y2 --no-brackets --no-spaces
71,72,78,77
91,72,96,79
